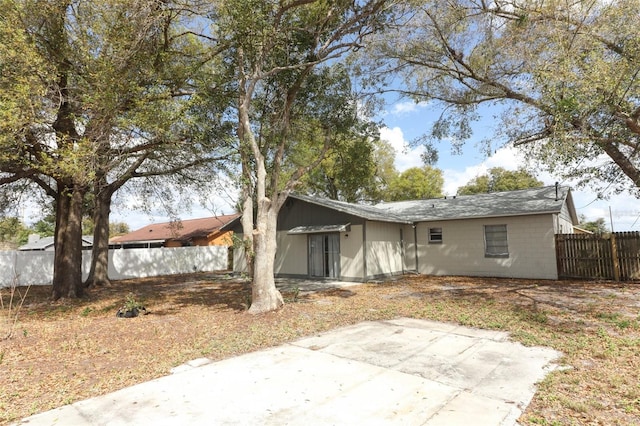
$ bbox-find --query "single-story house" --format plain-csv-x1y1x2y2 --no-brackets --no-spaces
19,235,94,251
110,214,240,249
230,185,577,281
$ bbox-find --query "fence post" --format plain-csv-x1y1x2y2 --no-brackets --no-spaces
610,234,620,281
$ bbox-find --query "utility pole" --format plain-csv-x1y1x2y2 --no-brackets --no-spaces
609,206,615,233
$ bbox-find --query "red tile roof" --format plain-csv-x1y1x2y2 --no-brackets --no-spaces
110,214,240,244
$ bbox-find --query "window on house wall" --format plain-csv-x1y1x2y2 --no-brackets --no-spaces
428,227,443,244
484,224,508,257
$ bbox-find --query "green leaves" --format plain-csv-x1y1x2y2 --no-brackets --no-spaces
385,166,444,201
359,0,640,195
212,0,392,202
457,167,543,195
300,130,382,202
0,217,30,245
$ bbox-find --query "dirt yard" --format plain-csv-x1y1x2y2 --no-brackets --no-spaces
1,273,639,425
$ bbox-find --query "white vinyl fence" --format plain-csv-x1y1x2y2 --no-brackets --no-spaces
0,245,230,288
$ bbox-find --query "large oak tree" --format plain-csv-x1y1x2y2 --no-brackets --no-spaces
0,0,224,297
1,0,93,298
362,0,640,197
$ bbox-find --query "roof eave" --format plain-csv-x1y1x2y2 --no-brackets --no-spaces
111,239,166,245
409,209,565,223
564,190,579,224
289,193,411,224
219,216,242,232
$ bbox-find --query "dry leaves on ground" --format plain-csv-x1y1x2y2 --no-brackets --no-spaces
1,272,639,425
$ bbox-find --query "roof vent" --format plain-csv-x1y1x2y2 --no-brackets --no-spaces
555,182,559,201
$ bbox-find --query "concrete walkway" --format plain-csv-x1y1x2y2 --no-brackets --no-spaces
16,318,560,425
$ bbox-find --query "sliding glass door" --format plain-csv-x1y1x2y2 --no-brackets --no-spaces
308,234,340,278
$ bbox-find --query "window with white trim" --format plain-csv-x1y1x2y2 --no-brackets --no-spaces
484,224,508,257
428,227,443,244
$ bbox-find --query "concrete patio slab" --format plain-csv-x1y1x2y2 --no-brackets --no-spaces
15,318,561,426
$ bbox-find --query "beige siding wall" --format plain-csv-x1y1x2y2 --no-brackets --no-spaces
272,228,366,279
234,227,365,279
402,224,417,271
232,233,308,275
274,232,307,275
416,215,558,280
366,221,403,277
555,203,575,234
266,222,417,280
341,225,365,280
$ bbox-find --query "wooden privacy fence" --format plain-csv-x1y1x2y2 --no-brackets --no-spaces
556,232,640,281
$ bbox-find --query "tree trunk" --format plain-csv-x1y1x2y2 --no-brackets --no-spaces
248,201,283,314
236,57,284,313
52,182,85,300
240,184,255,278
85,187,112,287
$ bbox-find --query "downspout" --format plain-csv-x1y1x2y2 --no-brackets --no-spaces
400,228,405,275
362,221,368,281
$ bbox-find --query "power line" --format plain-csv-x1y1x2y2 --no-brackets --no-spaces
611,210,640,217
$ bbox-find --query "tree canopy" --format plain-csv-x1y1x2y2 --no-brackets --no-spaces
31,213,56,238
361,0,640,197
0,0,225,297
0,217,30,246
579,215,609,234
384,166,444,201
299,135,396,203
457,167,543,195
207,0,391,313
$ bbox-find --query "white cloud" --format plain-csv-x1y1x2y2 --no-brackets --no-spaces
442,145,565,194
441,146,640,230
442,167,484,195
572,192,640,232
389,100,430,116
380,126,425,171
440,146,522,194
18,201,44,226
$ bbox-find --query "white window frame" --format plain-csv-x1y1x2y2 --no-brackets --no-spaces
484,224,509,258
428,227,443,244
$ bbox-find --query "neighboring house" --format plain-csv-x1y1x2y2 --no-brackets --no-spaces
230,185,577,281
19,235,94,251
110,214,240,249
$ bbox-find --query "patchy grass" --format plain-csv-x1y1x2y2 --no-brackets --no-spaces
1,273,639,425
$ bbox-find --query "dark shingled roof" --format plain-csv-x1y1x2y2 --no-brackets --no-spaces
289,193,410,224
375,185,576,222
19,236,93,251
291,186,575,224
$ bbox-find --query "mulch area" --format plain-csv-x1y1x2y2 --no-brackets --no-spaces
1,272,639,425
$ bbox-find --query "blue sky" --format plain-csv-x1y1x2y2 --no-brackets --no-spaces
104,99,640,231
379,101,640,232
